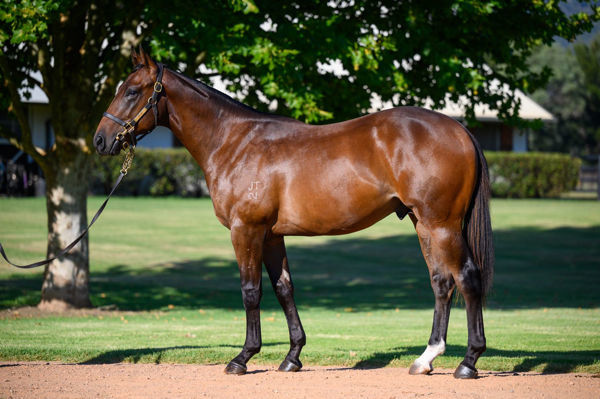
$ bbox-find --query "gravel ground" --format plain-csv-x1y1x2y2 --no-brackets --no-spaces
1,362,599,399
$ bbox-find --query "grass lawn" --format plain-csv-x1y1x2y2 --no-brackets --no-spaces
0,197,599,373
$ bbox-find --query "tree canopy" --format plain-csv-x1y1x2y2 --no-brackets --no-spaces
1,1,599,128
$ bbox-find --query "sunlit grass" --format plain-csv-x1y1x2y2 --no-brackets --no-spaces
0,197,599,372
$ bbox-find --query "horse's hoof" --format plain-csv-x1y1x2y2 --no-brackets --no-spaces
224,361,247,375
453,363,478,379
408,361,432,375
278,358,302,372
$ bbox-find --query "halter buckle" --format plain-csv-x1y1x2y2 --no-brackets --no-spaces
154,82,163,93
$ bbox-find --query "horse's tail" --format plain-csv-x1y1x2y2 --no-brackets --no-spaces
463,132,494,300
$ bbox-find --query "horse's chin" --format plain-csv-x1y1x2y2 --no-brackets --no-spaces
107,139,123,156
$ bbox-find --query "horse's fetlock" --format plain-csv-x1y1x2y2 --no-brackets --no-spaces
245,344,261,356
291,331,306,347
471,338,486,355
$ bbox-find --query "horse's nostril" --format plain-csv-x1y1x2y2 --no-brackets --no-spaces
94,134,105,150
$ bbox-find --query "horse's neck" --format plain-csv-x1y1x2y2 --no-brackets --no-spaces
162,69,259,176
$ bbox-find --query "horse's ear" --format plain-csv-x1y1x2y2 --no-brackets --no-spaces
138,45,157,70
131,47,140,67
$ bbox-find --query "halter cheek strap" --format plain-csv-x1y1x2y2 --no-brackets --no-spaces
103,63,164,148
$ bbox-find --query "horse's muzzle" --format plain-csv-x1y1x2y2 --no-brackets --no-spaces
94,132,106,153
94,130,122,155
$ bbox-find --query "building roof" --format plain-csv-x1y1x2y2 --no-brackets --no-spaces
432,88,554,121
19,85,49,104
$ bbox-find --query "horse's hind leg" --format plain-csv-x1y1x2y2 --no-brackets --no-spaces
452,250,486,379
263,235,306,372
409,219,456,375
410,220,486,379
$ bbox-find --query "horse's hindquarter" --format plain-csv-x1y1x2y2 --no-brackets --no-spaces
213,107,476,234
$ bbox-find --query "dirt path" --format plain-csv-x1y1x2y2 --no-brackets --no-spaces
1,362,598,399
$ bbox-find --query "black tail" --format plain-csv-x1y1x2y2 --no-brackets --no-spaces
463,133,495,300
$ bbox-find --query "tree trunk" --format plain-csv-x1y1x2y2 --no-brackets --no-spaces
39,151,92,310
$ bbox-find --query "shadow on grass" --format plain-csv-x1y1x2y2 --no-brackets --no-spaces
79,343,599,374
352,345,600,374
2,226,599,311
82,342,286,364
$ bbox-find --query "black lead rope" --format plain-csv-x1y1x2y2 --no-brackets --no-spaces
0,150,134,269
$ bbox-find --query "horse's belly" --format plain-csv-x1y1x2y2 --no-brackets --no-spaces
272,192,400,236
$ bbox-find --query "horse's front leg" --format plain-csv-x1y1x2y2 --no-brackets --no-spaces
224,223,267,375
263,235,306,372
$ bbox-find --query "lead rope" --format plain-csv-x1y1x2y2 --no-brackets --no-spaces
0,147,135,269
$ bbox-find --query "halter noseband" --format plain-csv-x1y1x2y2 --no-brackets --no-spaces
103,63,165,149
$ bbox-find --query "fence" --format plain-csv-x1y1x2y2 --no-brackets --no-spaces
576,155,599,199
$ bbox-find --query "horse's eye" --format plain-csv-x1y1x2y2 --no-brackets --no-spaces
125,89,138,98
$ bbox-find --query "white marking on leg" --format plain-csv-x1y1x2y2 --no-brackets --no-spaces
281,269,291,283
414,339,446,371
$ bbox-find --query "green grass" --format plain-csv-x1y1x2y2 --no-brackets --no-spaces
1,197,599,373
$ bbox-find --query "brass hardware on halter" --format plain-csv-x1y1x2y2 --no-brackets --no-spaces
154,82,163,92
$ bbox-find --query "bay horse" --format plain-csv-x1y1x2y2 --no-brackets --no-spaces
94,48,494,379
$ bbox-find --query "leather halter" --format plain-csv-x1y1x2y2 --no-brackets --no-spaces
103,63,165,149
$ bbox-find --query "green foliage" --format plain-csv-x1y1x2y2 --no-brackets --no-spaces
147,1,600,124
529,32,600,155
486,151,582,198
91,148,205,197
574,35,600,153
0,0,59,45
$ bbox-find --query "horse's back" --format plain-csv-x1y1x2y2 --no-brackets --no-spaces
266,106,477,235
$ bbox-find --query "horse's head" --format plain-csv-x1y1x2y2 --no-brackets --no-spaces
93,47,166,155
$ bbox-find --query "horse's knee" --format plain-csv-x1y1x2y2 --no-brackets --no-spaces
241,285,262,310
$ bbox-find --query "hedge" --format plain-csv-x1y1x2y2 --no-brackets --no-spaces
91,148,205,197
91,148,581,199
485,152,581,198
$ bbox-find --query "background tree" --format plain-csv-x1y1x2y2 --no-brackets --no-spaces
529,33,600,154
528,44,587,152
574,34,600,153
0,0,598,309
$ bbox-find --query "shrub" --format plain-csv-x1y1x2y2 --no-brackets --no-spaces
484,152,581,198
91,148,206,197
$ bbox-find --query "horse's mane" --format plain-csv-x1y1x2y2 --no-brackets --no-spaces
166,68,268,115
165,67,297,121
